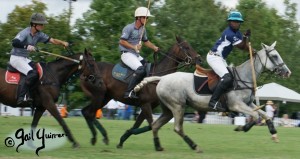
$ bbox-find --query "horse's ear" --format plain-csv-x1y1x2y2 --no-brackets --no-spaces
261,43,268,49
84,48,88,54
176,35,182,43
270,41,277,48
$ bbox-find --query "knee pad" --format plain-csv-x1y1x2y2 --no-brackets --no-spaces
28,61,37,70
220,73,233,88
140,59,146,65
26,70,39,86
135,66,146,76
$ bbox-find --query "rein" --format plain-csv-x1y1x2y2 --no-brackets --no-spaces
150,41,194,75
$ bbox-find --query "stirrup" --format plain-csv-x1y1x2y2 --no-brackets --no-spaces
17,95,33,106
209,101,225,112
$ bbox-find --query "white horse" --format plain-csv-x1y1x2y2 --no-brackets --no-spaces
134,41,291,153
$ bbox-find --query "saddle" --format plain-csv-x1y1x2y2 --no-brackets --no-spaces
5,63,43,85
193,64,229,109
194,64,219,92
111,61,151,84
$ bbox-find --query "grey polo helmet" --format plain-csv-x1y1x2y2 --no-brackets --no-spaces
30,13,48,24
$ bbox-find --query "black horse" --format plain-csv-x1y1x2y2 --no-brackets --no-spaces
80,36,201,148
0,49,101,148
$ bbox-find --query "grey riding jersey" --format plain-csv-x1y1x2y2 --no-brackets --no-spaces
10,27,50,57
119,22,148,54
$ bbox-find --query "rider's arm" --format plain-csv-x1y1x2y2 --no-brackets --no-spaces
49,38,69,47
12,39,27,49
144,40,159,52
235,36,249,51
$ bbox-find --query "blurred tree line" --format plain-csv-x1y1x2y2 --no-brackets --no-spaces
0,0,299,114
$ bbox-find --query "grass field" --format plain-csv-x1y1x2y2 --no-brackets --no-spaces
0,116,299,159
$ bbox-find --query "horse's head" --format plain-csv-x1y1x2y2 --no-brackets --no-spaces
79,49,103,87
174,35,202,65
259,41,291,77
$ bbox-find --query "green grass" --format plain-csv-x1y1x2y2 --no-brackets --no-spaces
0,116,299,159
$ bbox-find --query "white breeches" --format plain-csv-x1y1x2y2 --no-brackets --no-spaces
121,52,144,70
9,55,33,75
206,53,228,77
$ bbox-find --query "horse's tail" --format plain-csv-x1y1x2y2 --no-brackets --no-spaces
134,76,162,92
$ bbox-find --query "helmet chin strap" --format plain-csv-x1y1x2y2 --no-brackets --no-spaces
32,24,40,32
138,18,145,27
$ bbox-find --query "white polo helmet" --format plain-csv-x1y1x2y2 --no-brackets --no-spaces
134,7,154,17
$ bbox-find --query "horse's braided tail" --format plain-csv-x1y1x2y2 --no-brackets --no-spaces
134,76,162,92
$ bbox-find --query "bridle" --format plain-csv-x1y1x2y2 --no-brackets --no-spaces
232,47,286,91
79,54,101,85
151,41,199,75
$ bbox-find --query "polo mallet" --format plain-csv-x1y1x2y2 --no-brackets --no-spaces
248,32,257,95
38,50,80,63
253,104,266,111
136,0,151,53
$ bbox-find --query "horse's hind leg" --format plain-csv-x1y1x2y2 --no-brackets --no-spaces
117,112,146,148
28,106,45,148
232,102,260,132
171,105,203,153
45,101,79,148
117,104,153,148
152,104,173,151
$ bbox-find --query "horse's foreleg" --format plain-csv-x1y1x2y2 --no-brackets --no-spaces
93,119,109,145
254,106,279,142
172,107,203,153
81,105,98,145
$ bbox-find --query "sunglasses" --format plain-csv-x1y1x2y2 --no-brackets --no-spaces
141,17,149,19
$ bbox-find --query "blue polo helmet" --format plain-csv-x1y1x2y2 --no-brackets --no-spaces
227,11,244,22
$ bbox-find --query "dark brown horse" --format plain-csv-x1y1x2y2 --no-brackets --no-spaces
80,36,201,148
0,49,101,148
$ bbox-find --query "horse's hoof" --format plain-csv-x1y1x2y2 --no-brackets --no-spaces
116,144,123,149
195,146,203,153
234,126,243,131
72,142,80,149
103,138,109,145
155,147,164,151
271,136,280,143
91,138,97,145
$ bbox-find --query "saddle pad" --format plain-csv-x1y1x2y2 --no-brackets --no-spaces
112,63,132,83
5,71,20,84
193,73,212,94
5,63,43,85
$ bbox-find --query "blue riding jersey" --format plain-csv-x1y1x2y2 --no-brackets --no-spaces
211,27,243,59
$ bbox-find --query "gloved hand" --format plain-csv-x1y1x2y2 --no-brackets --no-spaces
62,41,69,47
244,29,251,37
154,46,159,53
26,45,36,52
134,44,142,53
